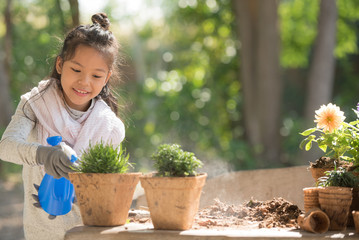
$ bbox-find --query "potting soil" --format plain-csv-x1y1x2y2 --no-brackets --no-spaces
194,197,302,229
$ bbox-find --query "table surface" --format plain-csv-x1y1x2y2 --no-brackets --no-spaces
65,223,359,240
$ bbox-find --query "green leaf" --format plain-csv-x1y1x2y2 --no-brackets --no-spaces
318,144,327,153
349,120,359,125
300,128,317,136
305,140,313,151
299,139,308,150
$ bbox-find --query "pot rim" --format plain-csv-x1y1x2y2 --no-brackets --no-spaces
140,172,207,179
319,186,353,190
68,172,142,176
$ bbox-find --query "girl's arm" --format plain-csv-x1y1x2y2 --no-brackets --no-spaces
0,98,40,165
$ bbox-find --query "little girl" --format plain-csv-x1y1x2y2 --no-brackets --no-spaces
0,13,125,240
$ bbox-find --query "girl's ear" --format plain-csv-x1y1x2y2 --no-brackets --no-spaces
56,57,63,74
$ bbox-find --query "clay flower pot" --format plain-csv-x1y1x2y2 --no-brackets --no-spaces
352,211,359,233
348,188,359,227
303,187,321,212
318,186,353,231
297,208,330,234
140,173,207,230
69,172,141,226
310,167,334,183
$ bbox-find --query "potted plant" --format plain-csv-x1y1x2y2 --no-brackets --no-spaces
316,168,359,230
68,141,141,226
140,144,207,230
300,103,359,181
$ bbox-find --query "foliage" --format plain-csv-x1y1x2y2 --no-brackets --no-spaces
152,144,203,177
3,0,359,176
300,103,359,166
317,167,359,188
279,0,319,68
279,0,359,68
123,0,257,171
73,141,132,173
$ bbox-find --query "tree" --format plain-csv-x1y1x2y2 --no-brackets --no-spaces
68,0,79,28
304,0,337,122
232,0,282,167
301,0,337,162
0,0,14,127
0,0,14,175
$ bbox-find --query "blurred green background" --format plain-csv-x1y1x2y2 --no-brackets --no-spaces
1,0,359,179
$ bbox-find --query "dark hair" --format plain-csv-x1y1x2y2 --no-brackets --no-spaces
24,13,122,120
49,12,121,113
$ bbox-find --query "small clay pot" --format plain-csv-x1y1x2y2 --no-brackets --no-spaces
140,173,207,230
69,172,141,226
352,211,359,233
303,187,321,212
297,208,330,234
348,188,359,227
318,187,353,231
309,167,334,183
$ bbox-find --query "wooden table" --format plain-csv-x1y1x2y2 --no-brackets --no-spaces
65,223,359,240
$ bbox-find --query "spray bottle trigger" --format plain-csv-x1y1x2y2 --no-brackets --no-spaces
47,136,62,146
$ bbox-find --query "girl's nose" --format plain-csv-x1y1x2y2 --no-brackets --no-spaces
78,75,90,85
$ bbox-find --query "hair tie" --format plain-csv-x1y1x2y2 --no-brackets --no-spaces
91,13,110,31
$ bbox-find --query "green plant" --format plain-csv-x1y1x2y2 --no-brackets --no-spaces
300,103,359,165
152,144,203,177
74,141,132,173
317,167,359,188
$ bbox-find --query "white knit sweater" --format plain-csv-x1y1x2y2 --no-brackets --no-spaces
0,81,125,240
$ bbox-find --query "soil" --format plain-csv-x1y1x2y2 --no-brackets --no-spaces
310,156,358,172
193,198,302,230
310,156,338,168
129,197,302,230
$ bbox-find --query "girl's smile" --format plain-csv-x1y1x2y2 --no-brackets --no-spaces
56,45,112,111
73,88,90,96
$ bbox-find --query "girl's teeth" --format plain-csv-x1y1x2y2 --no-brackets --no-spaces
76,89,88,94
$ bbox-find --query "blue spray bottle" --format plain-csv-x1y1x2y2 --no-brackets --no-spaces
36,136,78,218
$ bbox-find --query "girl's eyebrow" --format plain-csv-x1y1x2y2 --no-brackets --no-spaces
70,60,106,73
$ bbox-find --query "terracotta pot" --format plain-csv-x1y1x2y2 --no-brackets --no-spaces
69,172,141,226
297,208,330,234
309,167,334,183
303,187,321,212
140,173,207,230
352,211,359,233
347,187,359,227
318,186,353,231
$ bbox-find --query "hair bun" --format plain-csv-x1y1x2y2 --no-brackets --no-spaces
91,13,110,31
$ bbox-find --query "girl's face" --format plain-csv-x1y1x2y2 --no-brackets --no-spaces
56,45,112,111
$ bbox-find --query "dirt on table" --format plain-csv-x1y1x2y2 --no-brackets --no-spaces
193,197,302,230
130,197,302,230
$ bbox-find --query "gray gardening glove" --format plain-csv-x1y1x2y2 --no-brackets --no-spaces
36,146,75,180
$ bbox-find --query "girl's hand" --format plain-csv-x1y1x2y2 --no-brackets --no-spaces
36,146,74,179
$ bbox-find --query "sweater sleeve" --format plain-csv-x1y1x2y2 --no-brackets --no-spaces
0,97,40,165
110,118,126,146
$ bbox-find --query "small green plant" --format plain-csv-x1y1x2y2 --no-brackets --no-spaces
73,141,132,173
300,103,359,166
152,144,203,177
317,167,359,188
